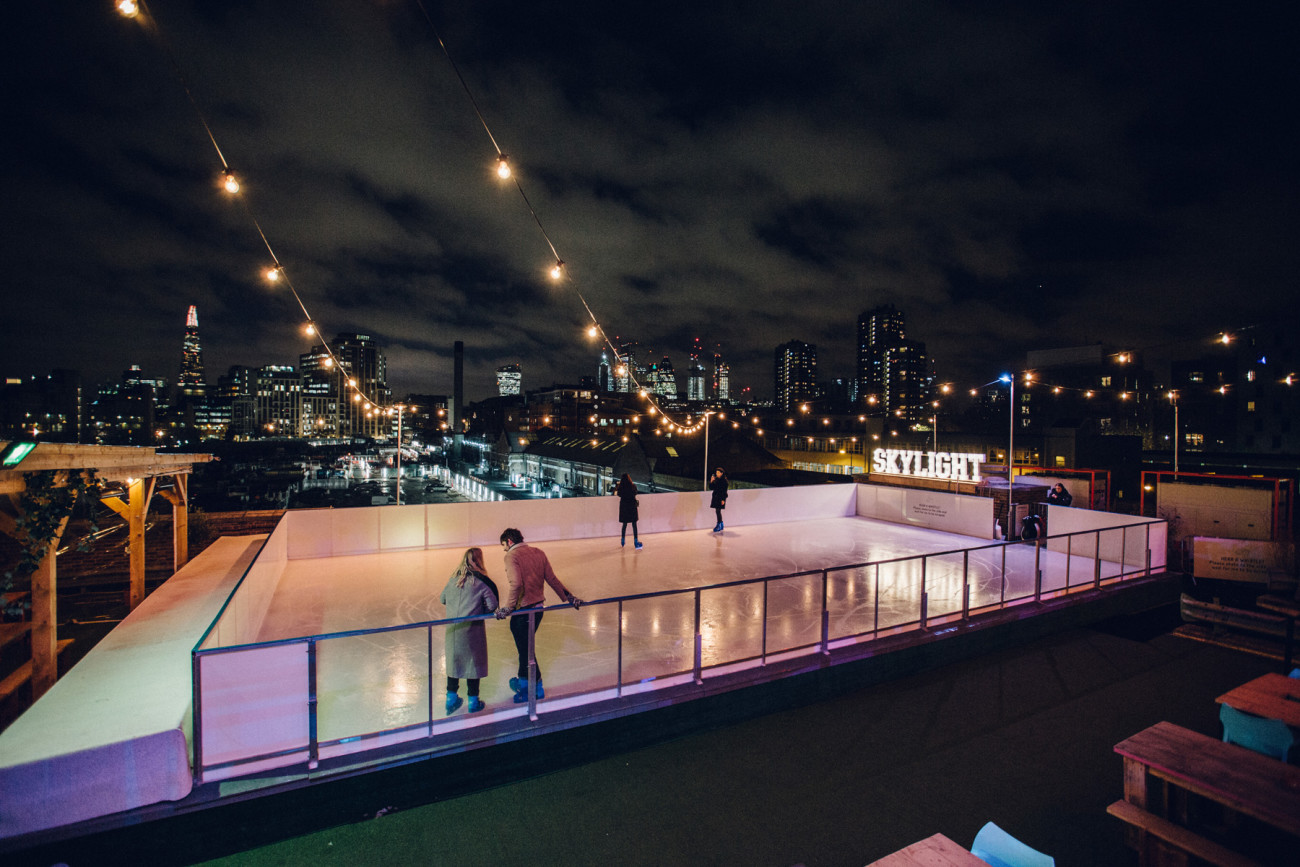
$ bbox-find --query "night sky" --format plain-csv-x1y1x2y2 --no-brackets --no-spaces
3,1,1294,402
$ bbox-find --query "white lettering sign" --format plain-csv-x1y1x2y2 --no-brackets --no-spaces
872,448,985,482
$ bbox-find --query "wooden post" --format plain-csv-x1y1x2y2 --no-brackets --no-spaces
102,477,155,610
158,474,189,572
30,517,70,699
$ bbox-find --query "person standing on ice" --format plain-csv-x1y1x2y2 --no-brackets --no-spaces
615,473,643,549
495,528,584,703
439,547,498,715
708,467,729,533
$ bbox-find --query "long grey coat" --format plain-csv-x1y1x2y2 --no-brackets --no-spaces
439,570,498,679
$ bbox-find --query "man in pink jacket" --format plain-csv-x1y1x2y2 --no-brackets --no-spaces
495,527,584,702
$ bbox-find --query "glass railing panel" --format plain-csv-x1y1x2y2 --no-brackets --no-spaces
826,564,878,640
700,583,765,667
875,558,926,630
1097,528,1127,581
764,572,824,654
316,628,432,743
924,552,969,619
619,594,696,685
536,603,622,697
1000,541,1040,603
961,546,1006,610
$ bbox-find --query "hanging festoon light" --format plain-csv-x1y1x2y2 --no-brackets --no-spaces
222,170,240,194
264,265,283,283
496,155,511,179
116,0,139,18
550,259,564,280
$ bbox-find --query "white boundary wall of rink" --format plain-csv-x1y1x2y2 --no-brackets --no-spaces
192,484,1166,782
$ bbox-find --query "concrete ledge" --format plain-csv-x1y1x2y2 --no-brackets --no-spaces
0,536,266,840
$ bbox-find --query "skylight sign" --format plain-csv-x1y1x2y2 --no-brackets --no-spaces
872,448,985,482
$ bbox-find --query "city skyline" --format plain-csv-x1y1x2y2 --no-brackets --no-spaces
3,3,1294,402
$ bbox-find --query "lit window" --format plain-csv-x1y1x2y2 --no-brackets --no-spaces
1100,376,1112,387
1247,401,1256,412
1246,370,1256,382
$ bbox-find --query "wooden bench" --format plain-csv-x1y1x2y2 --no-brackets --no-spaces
0,638,73,704
1114,720,1300,866
1107,800,1262,867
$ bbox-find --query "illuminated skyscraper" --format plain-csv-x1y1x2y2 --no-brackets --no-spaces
649,356,677,400
178,305,207,400
497,363,522,396
774,340,817,412
857,304,905,406
330,333,390,439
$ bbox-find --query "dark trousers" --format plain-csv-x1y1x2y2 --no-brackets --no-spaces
714,507,724,524
621,521,638,542
445,677,480,697
509,606,545,680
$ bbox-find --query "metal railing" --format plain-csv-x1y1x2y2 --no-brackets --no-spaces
191,520,1159,782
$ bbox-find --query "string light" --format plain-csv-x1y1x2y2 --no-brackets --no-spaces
222,170,240,194
496,155,511,179
550,259,564,280
116,0,138,18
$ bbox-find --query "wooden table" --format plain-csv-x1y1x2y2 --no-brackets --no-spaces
866,833,989,866
1216,672,1300,728
1114,720,1300,838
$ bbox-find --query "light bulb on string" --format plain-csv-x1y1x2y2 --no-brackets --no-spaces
550,260,564,280
117,0,138,18
222,171,240,195
304,322,316,336
496,155,511,179
265,265,283,283
587,325,598,338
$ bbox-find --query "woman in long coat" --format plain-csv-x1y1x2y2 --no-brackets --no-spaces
708,467,728,533
615,473,642,548
439,547,498,714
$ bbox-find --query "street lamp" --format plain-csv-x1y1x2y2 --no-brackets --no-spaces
999,373,1015,538
1167,391,1179,477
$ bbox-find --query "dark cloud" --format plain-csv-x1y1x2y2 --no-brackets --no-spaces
1,0,1293,401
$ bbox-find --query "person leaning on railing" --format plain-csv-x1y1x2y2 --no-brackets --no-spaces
495,528,585,703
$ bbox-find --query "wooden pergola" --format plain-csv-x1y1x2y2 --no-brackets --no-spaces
0,442,212,700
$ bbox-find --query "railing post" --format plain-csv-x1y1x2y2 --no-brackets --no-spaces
1121,526,1129,579
426,625,434,736
873,565,880,636
693,589,704,685
1000,543,1008,604
920,557,928,629
308,639,319,770
961,551,970,620
527,610,539,721
1093,530,1102,590
617,600,624,698
761,579,770,664
1065,534,1073,589
192,651,204,784
1145,524,1152,577
1033,538,1042,602
820,570,830,656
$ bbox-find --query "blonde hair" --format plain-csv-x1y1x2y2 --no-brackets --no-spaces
453,547,486,588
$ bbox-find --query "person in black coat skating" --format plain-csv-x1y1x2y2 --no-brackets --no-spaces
708,467,728,533
615,473,642,549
